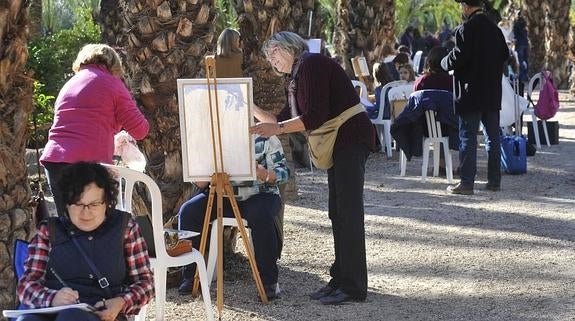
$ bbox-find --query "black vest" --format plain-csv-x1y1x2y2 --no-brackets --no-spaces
44,209,130,305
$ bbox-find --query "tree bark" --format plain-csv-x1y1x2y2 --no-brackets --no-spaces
544,0,570,88
0,0,34,311
333,0,395,86
119,0,217,218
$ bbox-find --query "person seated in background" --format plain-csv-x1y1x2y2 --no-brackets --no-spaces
366,63,395,119
393,52,411,74
17,162,154,321
414,46,452,92
397,44,412,59
215,28,244,78
398,64,416,83
380,44,399,80
177,134,290,300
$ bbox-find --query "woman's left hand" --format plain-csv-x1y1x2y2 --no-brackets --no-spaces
249,123,280,138
94,297,125,321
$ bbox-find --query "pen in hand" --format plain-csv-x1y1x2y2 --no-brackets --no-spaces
50,267,80,304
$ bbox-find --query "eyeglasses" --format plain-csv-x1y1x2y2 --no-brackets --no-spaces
69,200,106,212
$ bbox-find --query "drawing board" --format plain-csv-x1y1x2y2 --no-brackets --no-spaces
177,78,255,182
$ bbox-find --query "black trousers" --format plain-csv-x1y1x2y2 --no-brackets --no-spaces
178,192,282,286
43,161,70,217
327,143,370,299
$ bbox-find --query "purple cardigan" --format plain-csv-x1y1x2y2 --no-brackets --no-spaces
277,53,375,151
41,65,149,165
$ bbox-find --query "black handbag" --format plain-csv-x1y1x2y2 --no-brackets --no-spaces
30,108,50,226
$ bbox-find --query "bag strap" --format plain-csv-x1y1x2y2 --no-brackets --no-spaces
70,237,113,298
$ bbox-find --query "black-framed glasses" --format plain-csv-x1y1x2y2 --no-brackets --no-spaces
69,200,106,212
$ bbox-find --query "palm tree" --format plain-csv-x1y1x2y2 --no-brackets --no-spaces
333,0,396,82
543,0,571,88
118,0,218,218
521,1,571,88
0,0,34,311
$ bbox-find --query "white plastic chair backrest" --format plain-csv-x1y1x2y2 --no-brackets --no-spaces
388,83,414,102
527,72,542,99
373,80,406,123
351,80,369,100
102,164,168,261
413,50,423,75
424,110,443,138
412,51,423,74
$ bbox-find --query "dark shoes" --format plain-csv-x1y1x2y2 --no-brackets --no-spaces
447,183,474,195
178,278,194,295
319,289,362,305
263,283,282,301
484,183,501,191
309,285,335,300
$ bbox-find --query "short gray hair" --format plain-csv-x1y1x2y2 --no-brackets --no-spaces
262,31,309,59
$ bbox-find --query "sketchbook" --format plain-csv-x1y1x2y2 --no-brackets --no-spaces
3,303,96,318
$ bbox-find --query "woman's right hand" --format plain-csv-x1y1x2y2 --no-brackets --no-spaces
51,287,79,306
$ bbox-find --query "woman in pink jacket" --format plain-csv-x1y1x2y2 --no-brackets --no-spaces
41,44,149,216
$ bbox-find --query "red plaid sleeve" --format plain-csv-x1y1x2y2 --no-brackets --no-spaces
17,223,58,308
121,217,154,315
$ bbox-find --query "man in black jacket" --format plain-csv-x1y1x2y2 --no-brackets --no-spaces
441,0,508,195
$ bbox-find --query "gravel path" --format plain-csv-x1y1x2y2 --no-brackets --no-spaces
150,92,575,321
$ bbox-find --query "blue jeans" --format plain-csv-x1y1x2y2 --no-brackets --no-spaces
178,192,282,285
458,111,501,187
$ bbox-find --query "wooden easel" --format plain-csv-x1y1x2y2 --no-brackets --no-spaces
191,56,269,317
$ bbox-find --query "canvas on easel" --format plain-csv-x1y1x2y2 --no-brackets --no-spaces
351,56,370,79
177,78,256,182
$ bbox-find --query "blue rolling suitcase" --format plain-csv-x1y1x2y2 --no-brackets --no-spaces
500,135,526,174
501,78,527,174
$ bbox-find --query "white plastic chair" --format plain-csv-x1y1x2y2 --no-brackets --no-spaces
351,80,373,108
102,164,214,321
526,73,551,148
412,50,424,75
205,217,254,284
371,80,407,158
400,110,453,183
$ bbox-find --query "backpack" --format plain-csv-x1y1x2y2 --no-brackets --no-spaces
534,71,560,120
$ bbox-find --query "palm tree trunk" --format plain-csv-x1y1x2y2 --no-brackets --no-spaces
333,0,395,88
119,0,217,218
520,1,546,76
0,0,34,310
544,0,570,88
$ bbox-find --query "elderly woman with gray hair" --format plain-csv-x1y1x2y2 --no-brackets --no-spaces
250,31,374,305
40,44,149,217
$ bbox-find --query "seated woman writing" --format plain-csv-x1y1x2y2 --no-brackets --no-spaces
17,162,154,321
177,134,290,300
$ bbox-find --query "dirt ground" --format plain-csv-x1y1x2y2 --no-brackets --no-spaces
150,92,574,320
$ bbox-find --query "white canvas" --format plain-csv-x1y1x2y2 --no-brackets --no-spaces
177,78,256,182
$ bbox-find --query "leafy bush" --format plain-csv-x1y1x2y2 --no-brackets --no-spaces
29,82,55,149
27,7,101,147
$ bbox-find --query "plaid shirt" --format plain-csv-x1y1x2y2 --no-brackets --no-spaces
17,217,154,315
233,135,290,201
